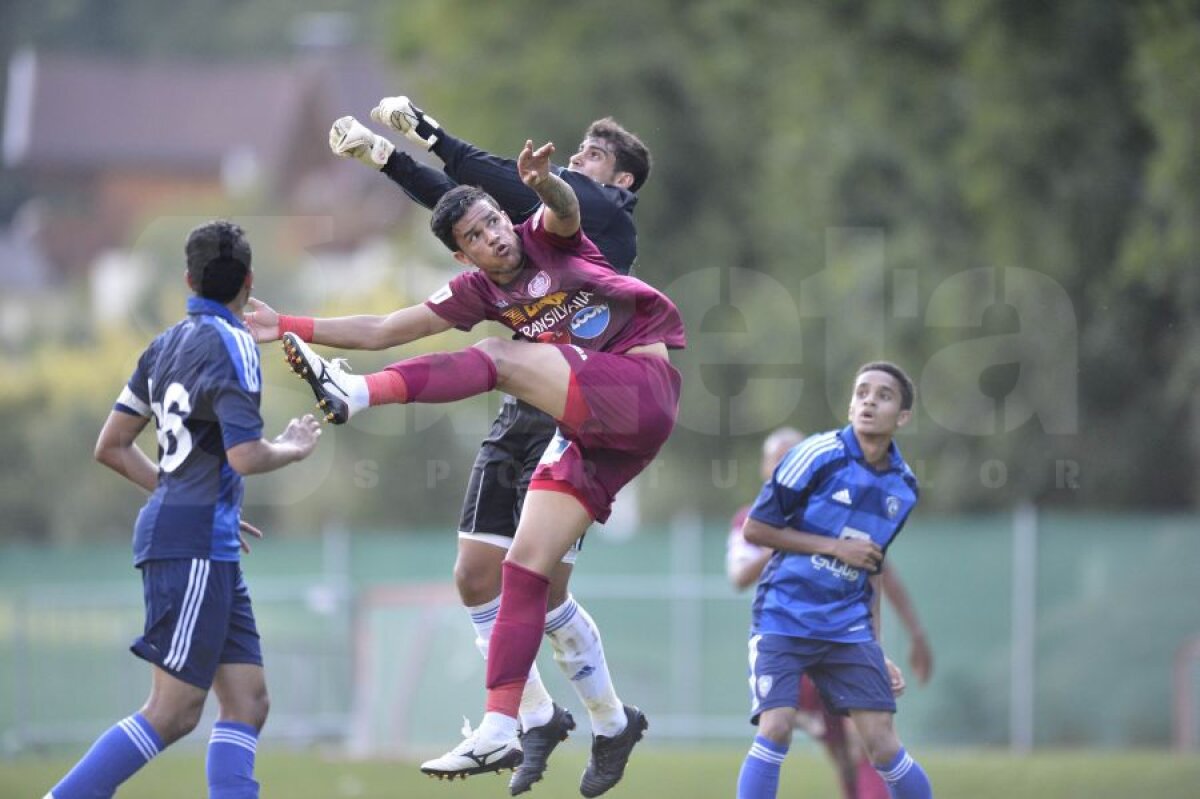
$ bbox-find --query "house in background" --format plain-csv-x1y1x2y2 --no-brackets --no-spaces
1,47,417,292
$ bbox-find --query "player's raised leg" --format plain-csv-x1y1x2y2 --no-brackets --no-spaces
281,335,571,425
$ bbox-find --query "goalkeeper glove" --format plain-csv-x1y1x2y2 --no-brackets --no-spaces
370,96,442,150
328,116,395,169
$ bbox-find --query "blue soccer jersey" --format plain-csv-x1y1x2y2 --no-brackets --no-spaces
748,426,919,642
114,297,263,565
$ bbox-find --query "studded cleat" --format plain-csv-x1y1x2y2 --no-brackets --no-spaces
281,333,363,424
509,704,576,795
579,705,647,797
420,718,524,780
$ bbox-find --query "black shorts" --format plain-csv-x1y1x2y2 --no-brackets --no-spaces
458,396,557,539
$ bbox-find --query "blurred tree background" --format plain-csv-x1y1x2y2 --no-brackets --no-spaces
2,0,1199,542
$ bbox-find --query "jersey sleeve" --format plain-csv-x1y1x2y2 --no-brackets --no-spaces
114,342,156,417
424,271,490,331
207,326,263,450
747,437,834,529
526,206,586,252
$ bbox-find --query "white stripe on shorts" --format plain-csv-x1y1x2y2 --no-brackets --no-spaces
457,531,580,564
164,558,209,671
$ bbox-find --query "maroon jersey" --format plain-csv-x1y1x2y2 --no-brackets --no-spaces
425,212,686,353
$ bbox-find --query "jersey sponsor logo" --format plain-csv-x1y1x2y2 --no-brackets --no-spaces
527,270,552,298
429,284,453,304
831,487,852,505
517,291,593,340
522,291,570,318
569,303,610,339
500,307,529,325
756,675,774,698
569,344,589,361
811,554,862,581
886,495,902,518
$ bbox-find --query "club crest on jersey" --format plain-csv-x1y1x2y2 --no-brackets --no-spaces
886,496,901,518
756,675,773,698
570,304,610,339
527,270,551,298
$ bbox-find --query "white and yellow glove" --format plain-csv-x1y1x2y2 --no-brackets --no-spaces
370,96,441,150
328,115,395,169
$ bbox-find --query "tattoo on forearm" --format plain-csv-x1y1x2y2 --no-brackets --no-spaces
536,174,579,220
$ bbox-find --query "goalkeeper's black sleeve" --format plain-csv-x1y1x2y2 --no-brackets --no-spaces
381,152,458,210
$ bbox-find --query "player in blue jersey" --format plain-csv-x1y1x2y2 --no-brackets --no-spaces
43,221,321,799
324,99,652,794
736,363,934,799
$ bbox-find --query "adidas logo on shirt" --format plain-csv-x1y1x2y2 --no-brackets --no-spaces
831,488,852,505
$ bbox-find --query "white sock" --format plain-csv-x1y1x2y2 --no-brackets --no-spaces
544,595,626,736
467,598,555,731
476,711,520,747
344,372,370,417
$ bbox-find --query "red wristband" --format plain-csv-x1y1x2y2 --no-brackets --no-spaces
277,315,315,342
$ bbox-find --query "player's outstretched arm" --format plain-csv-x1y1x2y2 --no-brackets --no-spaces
94,410,157,492
226,414,321,476
245,297,454,351
518,139,580,237
377,96,585,225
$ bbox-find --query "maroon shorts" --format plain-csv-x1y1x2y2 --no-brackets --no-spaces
530,344,681,522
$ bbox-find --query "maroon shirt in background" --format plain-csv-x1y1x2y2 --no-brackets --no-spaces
425,212,686,353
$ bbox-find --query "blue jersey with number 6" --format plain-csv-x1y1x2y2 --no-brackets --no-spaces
114,297,263,565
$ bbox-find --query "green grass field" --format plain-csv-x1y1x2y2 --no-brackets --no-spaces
3,746,1199,798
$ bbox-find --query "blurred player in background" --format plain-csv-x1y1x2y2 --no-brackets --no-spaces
44,221,321,799
728,427,933,799
736,363,933,799
248,140,683,795
326,97,651,795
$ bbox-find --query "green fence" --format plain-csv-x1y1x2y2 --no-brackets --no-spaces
1,513,1197,754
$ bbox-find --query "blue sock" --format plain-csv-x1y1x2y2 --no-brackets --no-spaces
49,713,163,799
875,746,933,799
736,735,788,799
206,721,260,799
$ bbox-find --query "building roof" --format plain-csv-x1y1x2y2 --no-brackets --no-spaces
3,49,396,175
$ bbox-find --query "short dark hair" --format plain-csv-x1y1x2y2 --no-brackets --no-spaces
856,361,915,411
185,220,251,303
585,117,652,192
430,185,499,252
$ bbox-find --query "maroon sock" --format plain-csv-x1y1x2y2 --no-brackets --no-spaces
856,756,890,799
485,561,550,717
365,370,408,405
384,347,497,403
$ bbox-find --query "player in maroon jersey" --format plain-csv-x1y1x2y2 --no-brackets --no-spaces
246,139,684,795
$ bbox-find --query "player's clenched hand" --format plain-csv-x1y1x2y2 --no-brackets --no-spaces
244,297,280,343
885,657,907,698
831,537,883,571
329,116,395,168
518,139,555,188
277,414,322,459
238,520,264,554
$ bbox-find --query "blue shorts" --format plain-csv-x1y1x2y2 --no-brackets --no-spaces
131,559,262,690
747,633,895,724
